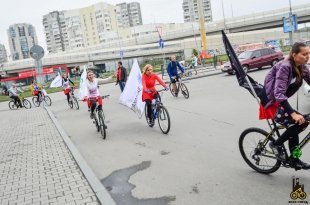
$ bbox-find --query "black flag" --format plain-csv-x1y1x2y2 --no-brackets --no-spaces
221,30,265,101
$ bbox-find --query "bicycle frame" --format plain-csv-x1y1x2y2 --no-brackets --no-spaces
263,120,310,160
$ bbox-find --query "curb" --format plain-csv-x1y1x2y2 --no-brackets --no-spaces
162,69,223,83
45,107,116,205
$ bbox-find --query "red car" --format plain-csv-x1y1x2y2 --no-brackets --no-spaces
221,48,284,74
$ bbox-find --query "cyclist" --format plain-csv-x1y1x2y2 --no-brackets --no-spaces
142,64,168,127
29,80,42,102
167,55,184,96
263,42,310,170
82,70,105,125
8,84,23,108
62,73,75,105
190,54,198,75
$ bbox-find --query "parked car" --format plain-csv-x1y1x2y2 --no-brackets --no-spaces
221,48,284,75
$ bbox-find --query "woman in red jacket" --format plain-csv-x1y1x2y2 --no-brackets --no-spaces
142,64,168,126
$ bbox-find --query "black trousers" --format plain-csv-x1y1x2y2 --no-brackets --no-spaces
10,96,22,107
145,100,152,121
274,122,308,153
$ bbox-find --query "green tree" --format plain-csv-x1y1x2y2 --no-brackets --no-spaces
192,49,198,56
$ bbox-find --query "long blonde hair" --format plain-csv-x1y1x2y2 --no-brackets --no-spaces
143,64,152,74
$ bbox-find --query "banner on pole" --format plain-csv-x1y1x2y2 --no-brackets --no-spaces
119,59,145,118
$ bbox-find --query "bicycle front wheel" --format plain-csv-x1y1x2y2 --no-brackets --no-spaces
239,128,281,174
23,99,32,109
72,96,79,109
180,83,189,99
157,105,171,134
44,96,52,106
8,101,18,110
98,110,106,139
32,97,40,107
169,83,177,97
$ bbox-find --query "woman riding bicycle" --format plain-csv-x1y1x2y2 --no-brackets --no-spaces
263,42,310,170
142,64,168,127
30,80,42,102
62,73,75,105
83,70,104,119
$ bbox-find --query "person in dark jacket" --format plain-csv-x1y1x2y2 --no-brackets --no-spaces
166,55,184,95
116,61,127,92
264,42,310,170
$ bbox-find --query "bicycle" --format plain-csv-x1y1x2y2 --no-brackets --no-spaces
87,95,109,139
169,74,189,99
67,87,79,110
8,94,32,110
239,115,310,174
144,89,171,134
32,88,52,107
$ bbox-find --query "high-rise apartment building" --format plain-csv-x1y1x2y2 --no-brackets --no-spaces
183,0,213,23
116,2,143,28
7,23,38,61
0,44,8,63
43,11,68,53
43,2,119,51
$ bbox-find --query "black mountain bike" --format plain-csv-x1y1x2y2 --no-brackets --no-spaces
239,115,310,174
67,87,79,109
32,89,52,107
169,74,189,99
89,95,109,139
144,89,171,134
9,94,31,110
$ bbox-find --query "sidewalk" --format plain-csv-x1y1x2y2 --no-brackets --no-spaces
0,108,103,205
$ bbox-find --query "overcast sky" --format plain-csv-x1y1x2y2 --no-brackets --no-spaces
0,0,309,55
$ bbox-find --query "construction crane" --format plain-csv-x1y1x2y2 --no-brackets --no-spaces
197,0,211,59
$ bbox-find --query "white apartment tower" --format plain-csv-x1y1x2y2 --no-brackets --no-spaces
183,0,213,22
43,11,68,53
116,2,143,28
7,23,38,61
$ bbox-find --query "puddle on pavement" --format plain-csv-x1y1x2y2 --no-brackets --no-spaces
101,161,176,205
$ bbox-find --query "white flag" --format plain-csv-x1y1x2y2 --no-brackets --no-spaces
50,73,62,88
78,67,88,100
119,59,145,118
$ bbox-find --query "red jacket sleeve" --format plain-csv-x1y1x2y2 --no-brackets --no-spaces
155,75,166,88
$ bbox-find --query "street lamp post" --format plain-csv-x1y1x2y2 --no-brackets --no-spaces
288,0,293,46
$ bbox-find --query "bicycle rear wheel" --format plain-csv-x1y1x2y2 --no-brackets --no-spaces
239,128,281,174
157,105,170,134
23,99,32,109
72,96,79,109
32,97,40,107
98,110,106,139
180,83,189,99
8,101,18,110
44,96,52,106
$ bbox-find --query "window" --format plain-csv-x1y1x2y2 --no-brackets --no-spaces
260,49,269,56
252,50,261,58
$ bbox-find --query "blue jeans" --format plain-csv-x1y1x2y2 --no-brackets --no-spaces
119,81,126,92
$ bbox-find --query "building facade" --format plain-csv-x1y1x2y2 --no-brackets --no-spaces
183,0,213,23
0,44,8,63
116,2,143,28
7,23,38,61
43,11,68,53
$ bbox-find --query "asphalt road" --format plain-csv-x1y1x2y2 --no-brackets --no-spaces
1,67,309,205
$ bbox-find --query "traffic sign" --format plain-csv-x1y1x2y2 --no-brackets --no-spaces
30,45,44,60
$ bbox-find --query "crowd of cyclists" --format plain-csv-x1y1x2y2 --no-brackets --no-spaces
3,46,310,170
